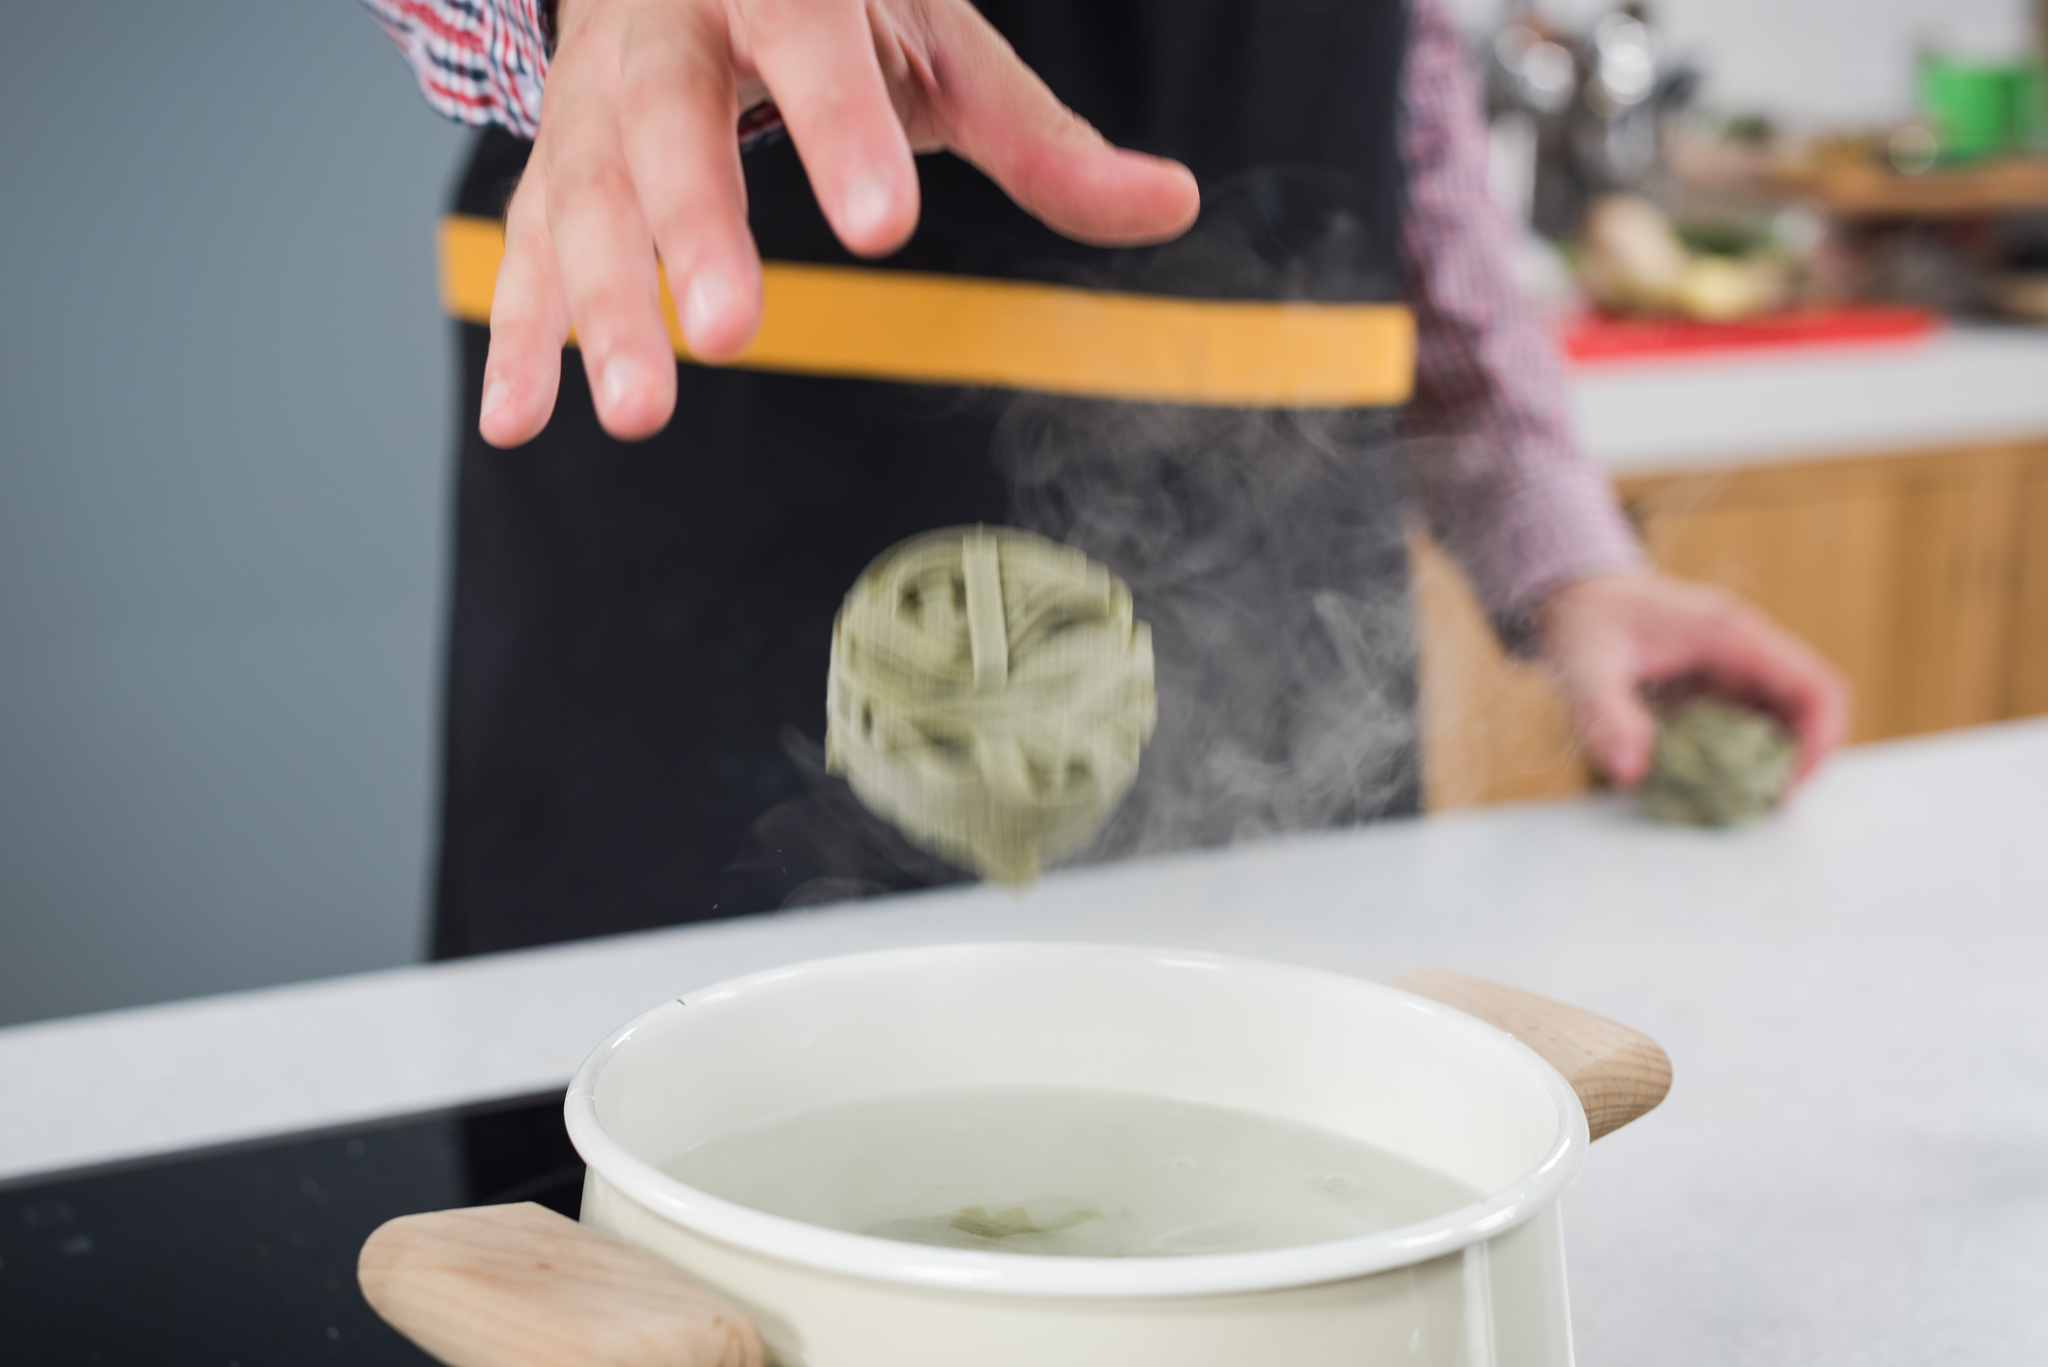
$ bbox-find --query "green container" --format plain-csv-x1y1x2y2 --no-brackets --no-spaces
1919,55,2042,161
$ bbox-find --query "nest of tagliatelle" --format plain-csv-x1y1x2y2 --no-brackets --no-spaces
825,525,1157,885
1640,697,1797,827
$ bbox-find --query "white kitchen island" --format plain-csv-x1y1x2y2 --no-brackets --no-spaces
4,718,2045,1362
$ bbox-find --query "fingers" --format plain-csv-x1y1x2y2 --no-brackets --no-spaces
741,0,921,256
1540,574,1851,791
1567,634,1658,789
544,48,678,441
619,2,764,360
1683,605,1850,782
481,168,571,448
1620,584,1851,786
920,3,1199,245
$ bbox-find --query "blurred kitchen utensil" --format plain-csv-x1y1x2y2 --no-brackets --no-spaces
1920,55,2043,163
1484,2,1699,237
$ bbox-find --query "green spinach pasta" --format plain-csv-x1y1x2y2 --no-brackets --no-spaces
1640,698,1797,827
826,526,1156,884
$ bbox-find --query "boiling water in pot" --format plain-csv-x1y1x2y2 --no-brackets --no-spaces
665,1087,1482,1257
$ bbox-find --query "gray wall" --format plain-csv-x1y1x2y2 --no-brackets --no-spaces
0,2,468,1025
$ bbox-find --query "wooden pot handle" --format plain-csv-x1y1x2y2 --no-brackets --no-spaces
1389,968,1672,1140
359,1201,763,1367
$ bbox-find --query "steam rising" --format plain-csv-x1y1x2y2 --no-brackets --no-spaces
996,188,1424,865
997,395,1420,862
730,188,1424,903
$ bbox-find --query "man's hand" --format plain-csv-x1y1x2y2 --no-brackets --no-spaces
1536,573,1850,789
479,0,1202,448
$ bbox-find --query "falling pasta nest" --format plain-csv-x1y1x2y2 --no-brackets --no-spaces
826,525,1156,884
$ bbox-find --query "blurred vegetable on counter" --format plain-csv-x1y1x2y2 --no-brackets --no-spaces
1577,194,1792,321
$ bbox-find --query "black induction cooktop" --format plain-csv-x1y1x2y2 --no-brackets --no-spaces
0,1093,582,1364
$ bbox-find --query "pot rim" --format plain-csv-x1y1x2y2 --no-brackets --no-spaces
564,942,1590,1299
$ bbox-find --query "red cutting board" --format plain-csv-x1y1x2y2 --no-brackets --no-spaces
1559,305,1941,366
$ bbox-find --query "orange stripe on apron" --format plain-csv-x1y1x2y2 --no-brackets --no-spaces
438,215,1415,409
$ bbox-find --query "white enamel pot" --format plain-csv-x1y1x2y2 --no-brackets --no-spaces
564,943,1669,1367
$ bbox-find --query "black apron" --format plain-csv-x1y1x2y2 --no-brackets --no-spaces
433,0,1420,958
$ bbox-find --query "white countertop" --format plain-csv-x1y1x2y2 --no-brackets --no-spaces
4,719,2046,1362
1572,323,2048,473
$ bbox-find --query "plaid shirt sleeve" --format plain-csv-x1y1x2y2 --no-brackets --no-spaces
1399,0,1647,645
359,0,551,138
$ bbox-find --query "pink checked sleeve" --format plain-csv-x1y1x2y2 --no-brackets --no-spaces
1399,0,1646,646
359,0,551,138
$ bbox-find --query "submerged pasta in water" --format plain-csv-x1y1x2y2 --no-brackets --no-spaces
825,526,1156,884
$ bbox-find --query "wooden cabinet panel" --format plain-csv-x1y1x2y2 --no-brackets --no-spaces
1412,530,1590,811
1892,458,2026,733
1620,446,2034,743
1631,483,1898,735
2007,470,2048,717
